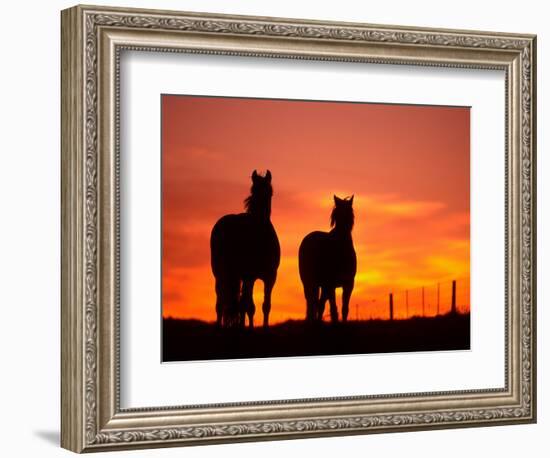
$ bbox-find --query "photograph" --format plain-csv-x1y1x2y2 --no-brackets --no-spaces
161,95,471,361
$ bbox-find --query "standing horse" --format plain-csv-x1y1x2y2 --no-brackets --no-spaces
299,195,357,322
210,170,280,328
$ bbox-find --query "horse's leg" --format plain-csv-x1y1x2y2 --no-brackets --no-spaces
304,284,319,321
262,274,276,328
215,278,223,327
241,279,255,328
225,277,241,328
327,288,338,323
342,282,354,322
318,287,329,321
237,280,246,327
216,277,236,327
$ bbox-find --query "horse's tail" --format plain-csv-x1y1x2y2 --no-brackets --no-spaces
214,276,240,327
210,217,225,277
210,215,241,327
299,233,321,321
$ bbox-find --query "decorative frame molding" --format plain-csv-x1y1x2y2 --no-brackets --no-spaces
61,4,536,453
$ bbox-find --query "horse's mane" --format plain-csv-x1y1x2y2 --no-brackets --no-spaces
243,194,255,213
244,182,273,216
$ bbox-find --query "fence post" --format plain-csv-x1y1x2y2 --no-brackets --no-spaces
405,290,409,318
437,283,440,315
422,287,425,317
451,280,457,314
389,293,394,321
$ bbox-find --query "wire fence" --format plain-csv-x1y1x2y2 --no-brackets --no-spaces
345,277,470,321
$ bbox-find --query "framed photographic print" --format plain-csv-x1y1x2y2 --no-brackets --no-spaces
161,94,472,362
61,4,537,453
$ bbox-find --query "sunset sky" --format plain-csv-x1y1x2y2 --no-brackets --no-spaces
162,95,470,323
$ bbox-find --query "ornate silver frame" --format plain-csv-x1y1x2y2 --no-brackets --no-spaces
61,4,537,453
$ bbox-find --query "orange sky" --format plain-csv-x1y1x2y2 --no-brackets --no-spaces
162,95,470,323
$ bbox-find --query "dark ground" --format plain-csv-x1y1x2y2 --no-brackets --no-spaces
162,312,470,362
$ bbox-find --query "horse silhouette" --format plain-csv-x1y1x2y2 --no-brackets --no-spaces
299,195,357,322
210,170,280,328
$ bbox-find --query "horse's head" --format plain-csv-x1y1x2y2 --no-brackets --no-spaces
251,169,272,196
245,170,273,218
330,194,355,231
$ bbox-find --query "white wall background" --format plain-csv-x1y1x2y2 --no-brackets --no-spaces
0,0,546,456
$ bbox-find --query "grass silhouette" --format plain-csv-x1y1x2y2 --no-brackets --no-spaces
162,312,470,362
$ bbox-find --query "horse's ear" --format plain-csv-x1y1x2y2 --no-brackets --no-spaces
265,169,272,183
252,170,258,182
334,195,343,205
348,194,354,205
